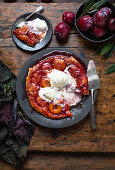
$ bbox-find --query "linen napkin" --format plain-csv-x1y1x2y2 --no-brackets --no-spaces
0,60,34,167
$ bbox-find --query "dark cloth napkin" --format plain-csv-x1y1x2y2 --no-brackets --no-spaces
0,60,34,167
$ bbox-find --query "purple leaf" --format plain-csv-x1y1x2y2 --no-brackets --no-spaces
13,116,34,146
0,101,12,127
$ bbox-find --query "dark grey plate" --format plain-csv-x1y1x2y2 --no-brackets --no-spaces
11,13,52,51
16,48,97,128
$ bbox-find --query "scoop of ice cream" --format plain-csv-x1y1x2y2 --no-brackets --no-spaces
34,18,48,32
48,70,68,88
39,87,55,102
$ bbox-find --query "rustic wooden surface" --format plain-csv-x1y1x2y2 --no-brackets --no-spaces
0,2,115,152
1,0,115,3
0,1,115,169
1,152,115,170
2,0,115,3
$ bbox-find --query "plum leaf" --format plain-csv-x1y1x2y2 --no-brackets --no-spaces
89,0,107,11
105,64,115,75
100,42,114,56
79,0,107,18
82,0,95,15
105,43,115,60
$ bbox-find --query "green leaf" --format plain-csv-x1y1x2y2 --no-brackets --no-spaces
78,0,107,20
100,42,114,56
94,45,104,56
105,64,115,75
83,0,95,14
105,43,115,60
87,8,98,14
89,0,107,11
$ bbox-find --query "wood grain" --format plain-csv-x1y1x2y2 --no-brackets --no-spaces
0,3,115,153
2,0,115,3
1,152,115,170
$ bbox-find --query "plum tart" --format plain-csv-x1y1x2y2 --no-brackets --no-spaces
26,54,89,119
13,18,48,46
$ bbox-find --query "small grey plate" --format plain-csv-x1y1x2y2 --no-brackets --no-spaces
16,48,97,128
11,13,52,51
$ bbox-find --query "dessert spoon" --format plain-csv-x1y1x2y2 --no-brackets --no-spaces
15,6,44,28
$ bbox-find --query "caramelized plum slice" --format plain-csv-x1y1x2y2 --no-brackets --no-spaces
65,111,73,117
27,32,40,43
32,71,42,85
40,77,51,88
27,84,39,97
49,103,62,114
35,96,48,107
68,64,81,77
16,34,35,46
28,64,40,76
81,85,89,95
78,73,88,87
41,62,52,71
37,75,42,85
14,25,29,35
32,64,40,72
31,77,36,84
43,109,68,119
62,103,73,117
66,57,85,72
33,70,42,78
53,58,66,71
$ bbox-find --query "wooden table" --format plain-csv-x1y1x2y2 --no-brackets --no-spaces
0,1,115,169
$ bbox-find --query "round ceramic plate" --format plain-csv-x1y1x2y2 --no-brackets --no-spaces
11,13,52,51
16,48,97,128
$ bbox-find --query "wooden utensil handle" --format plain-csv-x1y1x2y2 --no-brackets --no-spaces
90,89,96,129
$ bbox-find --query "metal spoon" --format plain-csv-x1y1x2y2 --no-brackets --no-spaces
15,6,44,28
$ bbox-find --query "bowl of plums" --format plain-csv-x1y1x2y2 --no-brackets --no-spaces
75,0,115,42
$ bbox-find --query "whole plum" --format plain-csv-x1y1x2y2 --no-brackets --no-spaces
77,15,93,31
107,18,115,32
100,7,112,18
54,22,70,40
62,11,75,25
93,26,107,38
93,10,108,27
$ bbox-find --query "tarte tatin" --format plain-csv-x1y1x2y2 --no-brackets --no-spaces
14,18,48,46
26,54,89,119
